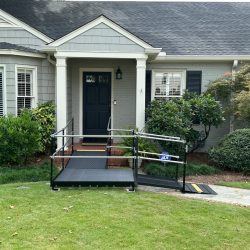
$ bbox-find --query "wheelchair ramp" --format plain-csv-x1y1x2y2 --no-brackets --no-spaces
183,183,217,195
137,174,217,195
52,151,135,188
137,174,180,189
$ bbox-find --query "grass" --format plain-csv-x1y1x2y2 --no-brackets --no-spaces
0,182,249,250
144,162,220,178
0,161,58,184
217,181,250,190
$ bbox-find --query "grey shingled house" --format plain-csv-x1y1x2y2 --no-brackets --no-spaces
0,0,249,150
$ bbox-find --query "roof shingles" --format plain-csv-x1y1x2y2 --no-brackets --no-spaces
0,1,250,55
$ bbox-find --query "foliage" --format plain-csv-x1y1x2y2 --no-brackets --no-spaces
0,161,58,184
206,63,250,121
0,111,42,165
146,93,224,153
1,183,249,249
217,181,250,190
209,129,250,175
120,130,159,156
144,162,220,178
31,102,56,154
233,90,250,120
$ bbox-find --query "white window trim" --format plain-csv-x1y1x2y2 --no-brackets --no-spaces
151,69,186,100
0,64,6,116
15,65,38,116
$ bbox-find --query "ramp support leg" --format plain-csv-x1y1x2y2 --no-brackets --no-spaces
182,144,188,193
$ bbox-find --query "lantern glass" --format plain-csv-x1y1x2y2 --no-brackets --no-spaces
116,67,122,80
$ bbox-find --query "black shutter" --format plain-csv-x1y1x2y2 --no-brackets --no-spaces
186,71,202,94
145,70,152,108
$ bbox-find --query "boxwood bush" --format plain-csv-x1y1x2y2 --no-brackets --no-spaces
209,129,250,174
0,111,42,166
31,101,56,154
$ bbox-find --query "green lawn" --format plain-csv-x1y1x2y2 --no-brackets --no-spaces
218,181,250,190
0,183,249,250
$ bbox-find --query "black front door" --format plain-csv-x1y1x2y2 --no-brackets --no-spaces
83,72,111,140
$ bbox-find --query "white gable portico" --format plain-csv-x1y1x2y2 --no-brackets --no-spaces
44,16,161,148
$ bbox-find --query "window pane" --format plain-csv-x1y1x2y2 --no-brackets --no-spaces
154,73,167,97
17,97,32,115
17,70,32,96
169,73,181,96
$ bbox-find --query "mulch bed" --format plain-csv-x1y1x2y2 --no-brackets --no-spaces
185,172,250,185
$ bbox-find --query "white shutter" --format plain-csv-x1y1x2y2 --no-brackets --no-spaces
0,68,3,116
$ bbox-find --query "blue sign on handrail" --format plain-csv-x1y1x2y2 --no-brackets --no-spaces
160,152,171,161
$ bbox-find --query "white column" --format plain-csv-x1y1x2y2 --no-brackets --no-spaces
55,56,67,149
136,58,147,130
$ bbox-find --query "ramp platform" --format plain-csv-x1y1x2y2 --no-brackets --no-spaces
52,151,135,189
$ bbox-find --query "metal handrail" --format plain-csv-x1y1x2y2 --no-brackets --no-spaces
50,118,188,192
52,134,136,138
138,135,186,144
51,155,136,159
138,150,180,159
136,132,181,140
139,156,185,165
51,118,74,137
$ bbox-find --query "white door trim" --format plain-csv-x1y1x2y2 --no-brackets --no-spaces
79,68,114,135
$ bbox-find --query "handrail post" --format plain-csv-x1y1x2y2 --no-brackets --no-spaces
132,130,135,171
71,118,74,153
62,129,65,169
134,134,139,187
50,132,56,189
182,144,188,193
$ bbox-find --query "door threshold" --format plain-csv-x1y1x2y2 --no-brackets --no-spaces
82,142,107,146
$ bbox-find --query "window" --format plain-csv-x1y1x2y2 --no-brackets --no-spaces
16,66,37,115
152,70,185,99
0,67,4,116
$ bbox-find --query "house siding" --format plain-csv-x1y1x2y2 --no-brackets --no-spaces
58,23,144,53
148,61,233,151
68,58,136,136
0,55,55,115
0,28,46,49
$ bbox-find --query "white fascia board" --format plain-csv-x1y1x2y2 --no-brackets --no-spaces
0,50,46,58
0,9,53,43
54,51,148,59
153,55,250,62
48,15,154,49
145,48,162,54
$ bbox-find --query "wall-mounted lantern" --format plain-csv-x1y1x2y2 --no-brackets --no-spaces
116,67,122,80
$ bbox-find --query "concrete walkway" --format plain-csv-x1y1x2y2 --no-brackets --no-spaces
138,184,250,207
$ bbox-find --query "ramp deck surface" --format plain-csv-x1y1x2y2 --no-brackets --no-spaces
53,151,135,187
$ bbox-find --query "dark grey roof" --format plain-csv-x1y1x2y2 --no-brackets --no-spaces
0,1,250,55
0,42,39,53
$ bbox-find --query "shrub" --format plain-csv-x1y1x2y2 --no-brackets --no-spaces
144,162,220,178
146,93,224,153
209,129,250,174
31,102,56,154
0,111,42,165
120,129,159,156
0,161,58,184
